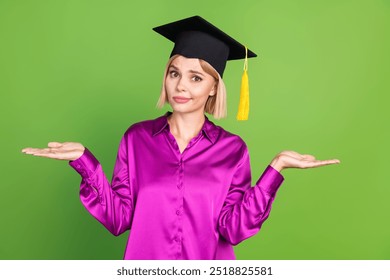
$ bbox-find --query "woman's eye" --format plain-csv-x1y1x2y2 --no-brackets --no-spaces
192,76,202,82
169,71,179,78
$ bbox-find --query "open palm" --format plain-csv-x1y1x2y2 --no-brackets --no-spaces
22,142,85,161
270,150,340,172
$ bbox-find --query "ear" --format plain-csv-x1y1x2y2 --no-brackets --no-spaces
209,85,216,96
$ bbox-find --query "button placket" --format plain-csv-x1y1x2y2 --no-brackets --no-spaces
177,158,184,189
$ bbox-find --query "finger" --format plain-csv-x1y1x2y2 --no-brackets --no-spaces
327,159,340,164
21,148,32,153
302,154,316,160
22,148,46,154
280,150,306,159
313,159,340,165
22,147,58,155
48,142,63,148
36,149,76,160
301,159,340,168
31,152,65,160
22,147,53,153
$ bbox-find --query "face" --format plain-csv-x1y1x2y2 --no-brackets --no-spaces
165,55,216,116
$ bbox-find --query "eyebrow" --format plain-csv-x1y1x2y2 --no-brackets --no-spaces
169,65,205,76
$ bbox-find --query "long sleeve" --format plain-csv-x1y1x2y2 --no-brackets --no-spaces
217,147,284,245
69,135,133,236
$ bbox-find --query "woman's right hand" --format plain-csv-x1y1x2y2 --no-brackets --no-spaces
21,142,85,161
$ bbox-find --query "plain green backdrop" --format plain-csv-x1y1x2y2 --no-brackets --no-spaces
0,0,389,259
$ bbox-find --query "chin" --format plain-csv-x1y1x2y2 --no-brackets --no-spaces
170,103,190,112
169,101,205,115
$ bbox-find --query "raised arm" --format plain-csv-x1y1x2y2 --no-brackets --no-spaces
218,148,340,246
22,138,133,236
218,148,284,245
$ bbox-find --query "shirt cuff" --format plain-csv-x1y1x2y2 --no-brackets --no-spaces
255,165,284,195
68,147,99,178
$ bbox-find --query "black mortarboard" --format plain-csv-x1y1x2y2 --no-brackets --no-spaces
152,15,257,77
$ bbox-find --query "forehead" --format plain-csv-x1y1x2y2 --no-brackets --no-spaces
169,55,203,70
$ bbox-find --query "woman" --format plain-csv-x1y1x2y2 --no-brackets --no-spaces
21,16,340,260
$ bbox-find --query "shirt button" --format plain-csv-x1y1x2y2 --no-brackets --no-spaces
77,165,81,168
177,183,182,189
174,237,180,242
176,210,181,215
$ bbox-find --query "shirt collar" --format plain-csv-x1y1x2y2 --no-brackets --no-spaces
152,112,218,144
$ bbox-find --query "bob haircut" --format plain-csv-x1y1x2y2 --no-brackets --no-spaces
156,55,227,119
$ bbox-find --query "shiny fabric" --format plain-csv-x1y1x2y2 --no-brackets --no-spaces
69,112,284,260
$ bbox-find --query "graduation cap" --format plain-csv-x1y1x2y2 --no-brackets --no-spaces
153,15,257,120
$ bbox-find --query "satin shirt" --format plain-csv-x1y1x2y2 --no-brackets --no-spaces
69,113,284,260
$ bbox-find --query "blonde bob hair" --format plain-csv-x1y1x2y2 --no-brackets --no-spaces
156,55,227,119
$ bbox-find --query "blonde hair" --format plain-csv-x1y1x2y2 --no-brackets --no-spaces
156,55,227,119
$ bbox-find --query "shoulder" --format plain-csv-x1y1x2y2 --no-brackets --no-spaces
123,114,166,139
218,126,246,144
209,120,248,156
209,123,250,168
207,117,246,146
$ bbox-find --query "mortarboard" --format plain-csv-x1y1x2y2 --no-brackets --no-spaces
153,15,256,120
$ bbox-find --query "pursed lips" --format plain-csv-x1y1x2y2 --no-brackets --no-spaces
172,97,191,103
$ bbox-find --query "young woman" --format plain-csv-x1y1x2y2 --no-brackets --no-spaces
21,16,340,260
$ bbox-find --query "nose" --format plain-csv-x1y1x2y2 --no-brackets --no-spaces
176,76,186,92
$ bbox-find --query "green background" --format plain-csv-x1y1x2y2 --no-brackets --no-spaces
1,0,389,259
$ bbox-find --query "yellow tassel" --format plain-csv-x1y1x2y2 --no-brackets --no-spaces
237,46,249,120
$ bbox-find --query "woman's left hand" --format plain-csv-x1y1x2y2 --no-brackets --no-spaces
270,150,340,172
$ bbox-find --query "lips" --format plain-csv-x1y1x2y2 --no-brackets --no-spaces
173,97,191,104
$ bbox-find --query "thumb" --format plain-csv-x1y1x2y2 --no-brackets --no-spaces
48,142,62,148
302,154,316,160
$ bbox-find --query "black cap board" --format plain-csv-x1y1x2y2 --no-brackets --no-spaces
153,15,257,77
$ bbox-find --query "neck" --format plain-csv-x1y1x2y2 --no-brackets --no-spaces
167,111,205,141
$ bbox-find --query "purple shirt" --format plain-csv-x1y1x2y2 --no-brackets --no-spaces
69,113,284,260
